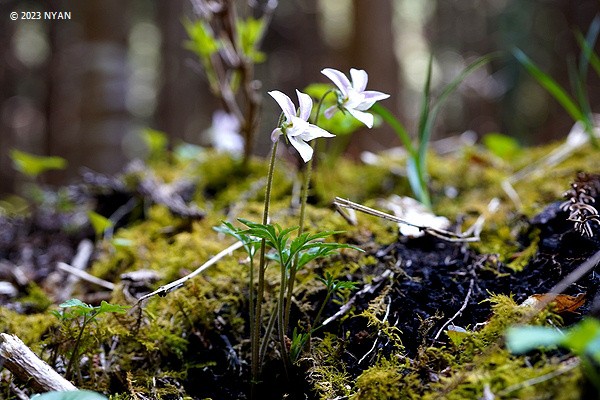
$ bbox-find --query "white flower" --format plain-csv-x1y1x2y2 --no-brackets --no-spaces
268,89,334,162
321,68,390,128
208,110,244,155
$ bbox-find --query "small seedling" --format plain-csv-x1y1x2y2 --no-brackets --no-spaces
51,299,130,379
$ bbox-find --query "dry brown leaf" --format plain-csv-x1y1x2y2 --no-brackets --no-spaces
520,293,586,313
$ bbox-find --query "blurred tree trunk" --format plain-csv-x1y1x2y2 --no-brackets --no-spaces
0,10,17,194
75,0,131,175
348,0,400,156
155,0,211,144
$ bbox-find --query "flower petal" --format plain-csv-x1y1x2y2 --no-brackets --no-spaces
321,68,351,98
299,124,335,141
355,91,391,111
288,135,314,163
286,116,310,137
349,68,368,92
268,90,296,121
347,108,374,128
296,90,313,122
324,105,339,120
271,127,283,142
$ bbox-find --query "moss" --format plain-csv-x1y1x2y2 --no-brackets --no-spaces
309,333,355,399
0,308,57,350
352,356,420,400
18,283,53,313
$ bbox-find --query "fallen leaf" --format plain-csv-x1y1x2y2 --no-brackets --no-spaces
521,293,585,313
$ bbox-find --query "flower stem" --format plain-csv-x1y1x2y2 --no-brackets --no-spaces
251,140,278,386
282,90,331,333
313,290,332,328
65,314,93,380
283,153,312,332
278,257,290,378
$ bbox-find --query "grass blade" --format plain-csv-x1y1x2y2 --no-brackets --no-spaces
575,29,600,80
513,47,585,123
579,15,600,77
420,54,497,166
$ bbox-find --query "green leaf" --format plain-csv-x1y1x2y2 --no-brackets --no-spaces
513,47,585,123
96,300,130,315
446,326,469,346
406,157,426,206
183,19,219,59
578,15,600,78
10,149,67,178
561,318,600,355
506,326,564,354
422,54,498,163
59,299,90,309
87,211,114,237
31,390,108,400
237,17,267,63
140,128,168,159
482,133,522,160
417,54,434,148
214,221,260,257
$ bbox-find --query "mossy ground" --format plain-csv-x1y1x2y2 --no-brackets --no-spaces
1,139,599,399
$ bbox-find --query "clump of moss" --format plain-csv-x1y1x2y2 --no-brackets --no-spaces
352,356,420,400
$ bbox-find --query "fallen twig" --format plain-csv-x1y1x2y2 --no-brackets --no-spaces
57,262,115,291
0,333,77,392
136,240,244,304
57,239,95,303
333,197,480,242
433,279,474,341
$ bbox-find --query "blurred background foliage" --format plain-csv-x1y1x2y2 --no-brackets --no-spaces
0,0,599,194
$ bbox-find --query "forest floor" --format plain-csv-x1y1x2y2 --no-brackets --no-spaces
1,132,600,399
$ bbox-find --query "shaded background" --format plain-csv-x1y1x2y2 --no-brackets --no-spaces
0,0,599,195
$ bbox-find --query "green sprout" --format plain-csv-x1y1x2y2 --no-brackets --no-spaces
372,54,497,209
50,299,130,380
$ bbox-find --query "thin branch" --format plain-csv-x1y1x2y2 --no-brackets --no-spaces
333,197,480,242
57,262,115,291
433,279,474,341
136,240,243,304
